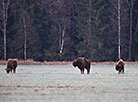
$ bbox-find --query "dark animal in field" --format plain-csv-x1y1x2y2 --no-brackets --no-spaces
115,59,125,74
5,59,17,73
73,57,91,74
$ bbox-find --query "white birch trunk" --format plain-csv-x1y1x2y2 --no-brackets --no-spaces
23,14,27,60
2,0,10,61
129,3,132,61
126,0,136,61
60,26,65,54
128,0,135,61
88,0,92,39
118,0,121,60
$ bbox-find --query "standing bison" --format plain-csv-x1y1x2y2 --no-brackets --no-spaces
73,57,91,74
5,59,17,73
115,59,125,74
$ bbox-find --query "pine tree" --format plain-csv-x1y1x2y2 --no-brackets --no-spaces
74,0,112,61
11,0,41,60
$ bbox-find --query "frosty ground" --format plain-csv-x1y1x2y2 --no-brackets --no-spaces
0,65,138,102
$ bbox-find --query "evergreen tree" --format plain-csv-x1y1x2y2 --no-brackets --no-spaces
10,0,41,60
74,0,113,61
0,0,138,61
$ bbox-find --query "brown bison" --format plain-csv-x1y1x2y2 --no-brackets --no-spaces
115,59,125,74
73,57,91,74
5,59,17,73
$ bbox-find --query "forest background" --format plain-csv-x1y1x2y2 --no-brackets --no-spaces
0,0,138,62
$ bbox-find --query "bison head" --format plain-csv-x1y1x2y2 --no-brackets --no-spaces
73,60,78,67
5,68,11,73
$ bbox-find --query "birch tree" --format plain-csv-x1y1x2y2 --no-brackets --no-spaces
118,0,121,60
12,0,41,60
126,0,136,61
43,0,70,56
18,0,28,60
59,26,66,54
0,0,10,60
109,0,129,60
22,9,27,60
52,0,70,54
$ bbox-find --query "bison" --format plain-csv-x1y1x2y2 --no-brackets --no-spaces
73,57,91,74
115,59,125,74
5,59,17,73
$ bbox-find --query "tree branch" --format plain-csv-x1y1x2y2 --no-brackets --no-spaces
126,0,130,9
0,26,4,32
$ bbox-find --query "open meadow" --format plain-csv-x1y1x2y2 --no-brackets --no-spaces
0,64,138,102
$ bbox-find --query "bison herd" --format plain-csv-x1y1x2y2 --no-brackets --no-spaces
5,57,125,74
73,57,125,74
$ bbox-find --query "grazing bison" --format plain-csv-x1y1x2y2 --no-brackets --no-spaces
73,57,91,74
115,59,125,74
5,59,17,73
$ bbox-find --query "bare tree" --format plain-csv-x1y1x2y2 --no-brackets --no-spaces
22,10,27,60
109,0,129,60
108,0,121,60
59,26,66,54
118,0,121,59
18,1,37,60
126,0,136,61
0,0,10,60
88,0,92,36
50,0,70,54
88,0,92,47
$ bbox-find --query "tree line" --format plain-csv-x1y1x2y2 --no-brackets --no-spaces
0,0,138,61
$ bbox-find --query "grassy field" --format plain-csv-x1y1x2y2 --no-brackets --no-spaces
0,65,138,102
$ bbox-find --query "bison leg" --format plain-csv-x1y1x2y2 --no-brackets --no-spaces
80,69,84,74
120,69,124,74
122,69,124,74
13,68,16,73
86,68,90,74
118,68,124,74
118,69,122,74
10,69,12,73
122,67,124,74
